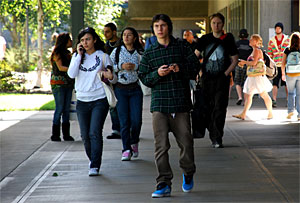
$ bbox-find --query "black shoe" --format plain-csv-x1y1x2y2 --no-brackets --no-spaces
63,135,75,141
272,99,277,108
106,133,121,139
236,99,242,105
51,135,61,142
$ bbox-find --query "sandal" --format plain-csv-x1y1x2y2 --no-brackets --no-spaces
232,114,245,120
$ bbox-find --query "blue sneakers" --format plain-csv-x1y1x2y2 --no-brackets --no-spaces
182,174,194,192
151,183,171,198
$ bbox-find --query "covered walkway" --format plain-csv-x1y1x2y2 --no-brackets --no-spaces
0,96,299,202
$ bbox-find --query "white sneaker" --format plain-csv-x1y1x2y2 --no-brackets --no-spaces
89,168,99,176
131,143,139,158
121,150,131,161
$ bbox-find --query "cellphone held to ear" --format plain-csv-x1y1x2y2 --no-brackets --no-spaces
79,45,86,53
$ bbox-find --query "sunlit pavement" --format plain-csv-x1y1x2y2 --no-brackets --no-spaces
0,97,299,203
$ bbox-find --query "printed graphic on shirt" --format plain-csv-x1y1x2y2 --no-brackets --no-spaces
79,55,101,72
205,43,225,74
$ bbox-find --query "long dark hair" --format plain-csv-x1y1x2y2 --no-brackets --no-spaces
75,27,106,64
115,27,144,64
50,32,71,66
289,32,300,51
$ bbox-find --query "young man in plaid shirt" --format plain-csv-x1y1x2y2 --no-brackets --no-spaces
138,14,200,198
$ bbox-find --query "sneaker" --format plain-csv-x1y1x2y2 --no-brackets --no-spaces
182,174,194,193
236,99,242,105
212,142,224,148
272,99,277,108
287,112,294,119
121,150,131,161
88,168,99,176
152,183,171,198
106,133,121,139
131,143,139,158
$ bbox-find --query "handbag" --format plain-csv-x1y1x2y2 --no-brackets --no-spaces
98,53,118,108
98,72,118,108
246,60,266,77
69,89,77,121
191,80,207,139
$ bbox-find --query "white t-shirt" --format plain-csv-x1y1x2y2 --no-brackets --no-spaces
0,36,6,60
68,50,114,102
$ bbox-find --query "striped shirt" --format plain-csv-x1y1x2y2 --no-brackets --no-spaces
267,34,290,67
138,36,200,113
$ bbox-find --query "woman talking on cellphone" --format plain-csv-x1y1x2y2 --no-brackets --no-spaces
68,27,116,176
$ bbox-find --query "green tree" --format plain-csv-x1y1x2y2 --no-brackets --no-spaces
85,0,125,40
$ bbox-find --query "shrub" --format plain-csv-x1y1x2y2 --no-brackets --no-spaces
0,62,26,92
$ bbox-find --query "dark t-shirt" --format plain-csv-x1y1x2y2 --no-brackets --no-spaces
196,32,238,75
105,40,120,55
236,39,252,60
284,47,300,57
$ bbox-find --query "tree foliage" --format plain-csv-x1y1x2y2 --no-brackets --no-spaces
85,0,125,39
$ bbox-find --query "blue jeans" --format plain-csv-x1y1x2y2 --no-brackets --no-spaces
286,75,300,117
115,86,143,151
52,86,73,125
76,98,109,169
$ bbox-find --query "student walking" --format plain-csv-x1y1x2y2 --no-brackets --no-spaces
50,33,75,142
233,34,273,120
267,22,289,107
281,32,300,120
234,29,253,105
139,14,199,198
104,23,121,139
110,27,144,161
68,27,116,176
195,13,238,148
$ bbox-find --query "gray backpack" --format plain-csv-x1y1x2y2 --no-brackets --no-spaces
286,51,300,73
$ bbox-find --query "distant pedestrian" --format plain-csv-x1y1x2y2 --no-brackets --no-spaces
50,33,75,142
104,22,121,139
0,35,6,61
195,13,238,148
183,30,197,51
110,27,144,161
233,34,273,120
281,32,300,120
139,14,199,198
145,27,157,50
234,29,253,105
267,22,289,107
68,27,116,176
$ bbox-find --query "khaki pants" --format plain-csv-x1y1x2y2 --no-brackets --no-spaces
152,112,196,187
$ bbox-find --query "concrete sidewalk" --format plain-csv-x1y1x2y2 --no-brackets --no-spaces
0,96,299,203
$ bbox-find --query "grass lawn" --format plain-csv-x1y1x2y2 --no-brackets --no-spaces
0,93,55,111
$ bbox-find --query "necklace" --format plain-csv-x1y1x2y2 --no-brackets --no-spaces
108,41,115,47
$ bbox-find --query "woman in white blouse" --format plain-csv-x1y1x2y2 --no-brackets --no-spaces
68,27,116,176
110,27,144,161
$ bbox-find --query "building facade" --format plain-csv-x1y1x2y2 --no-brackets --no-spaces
127,0,299,48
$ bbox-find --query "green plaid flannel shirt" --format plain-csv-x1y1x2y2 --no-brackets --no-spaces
139,36,200,113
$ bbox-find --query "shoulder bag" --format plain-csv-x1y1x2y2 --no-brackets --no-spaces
98,53,118,108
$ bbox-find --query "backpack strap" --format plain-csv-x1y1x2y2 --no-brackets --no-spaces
202,33,227,70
